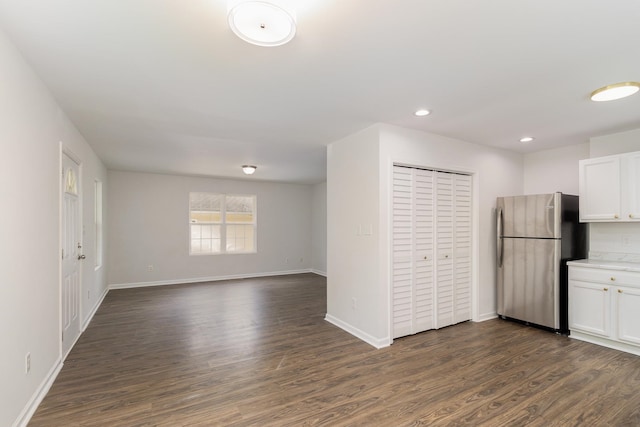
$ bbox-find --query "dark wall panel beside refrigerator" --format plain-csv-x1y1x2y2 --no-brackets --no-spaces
496,193,587,333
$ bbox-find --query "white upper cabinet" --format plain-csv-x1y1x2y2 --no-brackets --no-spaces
625,152,640,221
579,151,640,222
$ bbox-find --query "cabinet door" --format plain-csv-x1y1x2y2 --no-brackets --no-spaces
569,280,611,337
579,156,621,221
615,286,640,345
625,152,640,221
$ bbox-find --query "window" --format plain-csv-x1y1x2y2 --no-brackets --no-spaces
189,192,256,255
94,180,103,269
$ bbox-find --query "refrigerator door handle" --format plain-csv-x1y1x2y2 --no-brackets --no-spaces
497,207,504,268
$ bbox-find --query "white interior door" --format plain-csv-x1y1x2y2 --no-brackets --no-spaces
61,151,82,357
435,172,454,328
413,169,435,332
453,174,472,324
392,166,414,338
392,166,472,339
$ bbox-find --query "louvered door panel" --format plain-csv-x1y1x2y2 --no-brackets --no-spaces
392,167,414,338
453,174,472,323
435,173,454,328
414,169,434,332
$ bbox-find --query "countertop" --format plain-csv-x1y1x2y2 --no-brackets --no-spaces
567,259,640,272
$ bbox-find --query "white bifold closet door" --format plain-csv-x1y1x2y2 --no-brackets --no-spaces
392,165,472,339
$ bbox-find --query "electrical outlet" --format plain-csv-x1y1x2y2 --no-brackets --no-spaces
285,257,289,264
25,352,31,374
351,298,357,310
299,257,303,263
147,265,154,271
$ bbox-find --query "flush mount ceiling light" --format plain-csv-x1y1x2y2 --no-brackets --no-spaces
590,82,640,102
227,0,296,47
242,165,257,175
519,136,534,143
414,109,431,117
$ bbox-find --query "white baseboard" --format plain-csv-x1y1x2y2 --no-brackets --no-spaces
324,314,390,349
109,269,315,290
476,312,498,322
570,332,640,357
81,287,109,331
13,359,63,427
310,269,327,277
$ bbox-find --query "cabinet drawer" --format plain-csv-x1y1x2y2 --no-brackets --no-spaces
569,267,640,288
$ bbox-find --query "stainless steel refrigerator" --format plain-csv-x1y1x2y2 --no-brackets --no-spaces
496,193,587,333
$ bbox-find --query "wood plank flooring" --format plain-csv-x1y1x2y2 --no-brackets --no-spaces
29,273,640,426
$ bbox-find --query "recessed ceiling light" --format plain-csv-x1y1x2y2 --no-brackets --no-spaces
590,82,640,102
414,109,431,117
519,137,534,143
242,165,257,175
228,0,296,47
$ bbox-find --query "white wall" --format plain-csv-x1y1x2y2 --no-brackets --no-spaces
107,171,313,286
327,124,523,347
326,125,383,346
523,143,589,195
311,182,327,275
0,27,107,427
590,128,640,157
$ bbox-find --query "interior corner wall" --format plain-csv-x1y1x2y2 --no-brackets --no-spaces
0,26,107,427
523,143,589,195
311,182,327,275
107,171,313,286
377,124,524,330
326,125,385,346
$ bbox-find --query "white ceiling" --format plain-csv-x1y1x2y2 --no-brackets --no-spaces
1,0,639,184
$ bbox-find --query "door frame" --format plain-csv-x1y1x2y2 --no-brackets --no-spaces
60,144,83,359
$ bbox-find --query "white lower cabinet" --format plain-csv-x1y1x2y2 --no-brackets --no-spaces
616,286,640,346
569,264,640,355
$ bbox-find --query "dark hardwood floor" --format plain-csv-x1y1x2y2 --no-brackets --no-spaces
29,273,640,426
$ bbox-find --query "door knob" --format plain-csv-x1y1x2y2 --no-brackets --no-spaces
78,254,86,260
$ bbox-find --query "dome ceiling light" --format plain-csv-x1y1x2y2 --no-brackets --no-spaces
242,165,257,175
228,1,296,47
590,82,640,102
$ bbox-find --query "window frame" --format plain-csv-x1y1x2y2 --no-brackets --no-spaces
94,179,103,270
188,192,257,256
